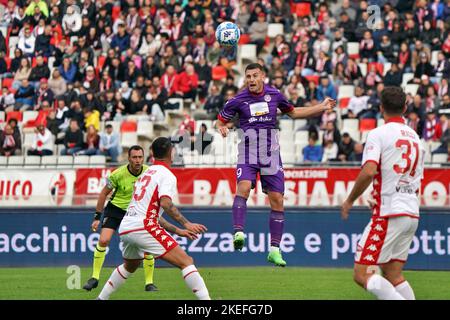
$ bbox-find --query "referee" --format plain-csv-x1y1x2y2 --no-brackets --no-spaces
83,145,158,292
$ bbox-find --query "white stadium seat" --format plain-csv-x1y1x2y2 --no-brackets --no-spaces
342,119,359,132
73,155,90,167
347,42,359,57
239,44,257,62
57,155,73,168
0,156,7,168
41,155,57,167
7,156,24,168
279,119,293,132
137,121,154,139
294,130,309,145
404,84,419,96
22,111,38,124
432,153,448,164
267,23,284,38
358,63,367,77
24,156,41,167
294,119,307,131
89,155,106,167
121,132,138,149
383,62,391,76
0,111,5,122
402,73,414,87
338,85,355,99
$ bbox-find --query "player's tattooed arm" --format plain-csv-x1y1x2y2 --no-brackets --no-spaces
160,197,208,234
159,216,200,240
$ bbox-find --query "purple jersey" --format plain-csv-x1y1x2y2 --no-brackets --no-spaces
218,84,294,167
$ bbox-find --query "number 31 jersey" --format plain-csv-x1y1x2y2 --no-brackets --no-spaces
120,161,178,233
362,117,426,219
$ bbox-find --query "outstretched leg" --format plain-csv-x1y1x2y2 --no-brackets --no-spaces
232,180,251,250
267,191,286,267
97,259,141,300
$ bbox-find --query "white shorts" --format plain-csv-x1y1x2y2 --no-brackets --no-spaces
119,224,178,260
355,216,419,265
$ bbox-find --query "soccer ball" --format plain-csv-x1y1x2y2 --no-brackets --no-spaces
215,22,240,47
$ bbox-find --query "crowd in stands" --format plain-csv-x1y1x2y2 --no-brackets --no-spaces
0,0,450,164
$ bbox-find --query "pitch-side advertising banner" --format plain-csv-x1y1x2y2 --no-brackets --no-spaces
0,170,76,206
74,168,450,207
0,208,449,270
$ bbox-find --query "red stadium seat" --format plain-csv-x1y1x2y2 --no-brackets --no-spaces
6,111,23,123
121,121,137,132
4,56,11,71
212,66,227,81
339,97,350,109
1,77,13,89
97,55,106,70
31,57,36,68
368,62,383,75
112,6,121,21
238,34,250,45
305,75,319,85
359,119,377,131
295,2,312,17
264,36,270,47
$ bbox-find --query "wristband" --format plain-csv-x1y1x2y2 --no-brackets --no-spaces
94,211,102,220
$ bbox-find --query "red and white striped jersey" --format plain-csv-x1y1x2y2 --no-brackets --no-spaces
362,117,426,219
120,161,177,232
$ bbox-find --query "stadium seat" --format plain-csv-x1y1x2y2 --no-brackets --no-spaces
89,155,106,167
57,155,73,168
404,84,419,96
431,50,439,66
383,62,392,76
267,23,284,38
279,119,293,132
304,75,319,85
0,26,6,37
214,155,225,166
120,121,137,132
199,154,215,166
239,44,257,62
7,156,24,167
368,62,384,75
24,156,41,167
196,120,213,133
361,131,370,143
23,133,35,150
358,63,367,77
238,34,251,45
137,121,154,139
0,111,5,122
8,36,19,53
212,66,227,81
48,56,55,70
2,77,13,90
112,6,121,21
432,153,448,164
22,111,39,125
73,155,90,168
402,73,414,87
359,119,377,132
294,2,311,17
281,152,295,165
347,42,360,60
337,85,355,99
339,97,351,109
121,132,138,148
345,129,361,142
6,111,22,122
97,55,106,70
294,130,309,145
0,156,7,168
342,119,359,132
294,119,307,131
41,155,57,167
430,141,442,153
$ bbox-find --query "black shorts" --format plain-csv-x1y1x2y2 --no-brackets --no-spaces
101,202,126,231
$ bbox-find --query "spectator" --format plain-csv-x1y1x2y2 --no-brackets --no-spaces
317,77,337,101
35,25,53,57
303,133,323,162
97,124,121,162
338,132,355,161
61,119,84,155
196,84,223,120
62,5,82,37
407,111,424,137
27,123,54,156
35,78,54,109
193,123,213,155
321,140,339,162
423,111,442,141
348,86,371,119
175,64,199,100
110,24,130,53
322,121,341,145
359,30,376,62
28,55,50,87
14,79,35,111
0,124,22,156
76,125,99,156
13,57,32,89
363,63,383,90
383,63,403,87
17,26,36,57
413,52,435,83
249,12,268,55
349,143,364,162
435,51,450,79
58,57,77,84
160,64,179,97
25,0,49,18
0,87,15,112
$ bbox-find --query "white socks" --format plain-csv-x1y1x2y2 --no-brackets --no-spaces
182,265,211,300
395,281,416,300
98,264,131,300
366,274,405,300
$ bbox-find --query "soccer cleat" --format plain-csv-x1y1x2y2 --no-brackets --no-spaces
233,231,245,251
145,283,158,292
83,277,99,291
267,249,286,267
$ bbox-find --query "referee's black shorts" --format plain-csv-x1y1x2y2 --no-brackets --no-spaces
101,202,126,231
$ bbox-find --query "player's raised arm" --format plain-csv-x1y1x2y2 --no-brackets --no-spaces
91,185,113,232
341,161,378,220
160,197,208,234
286,97,336,119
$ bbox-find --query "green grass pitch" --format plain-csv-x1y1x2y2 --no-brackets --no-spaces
0,267,449,300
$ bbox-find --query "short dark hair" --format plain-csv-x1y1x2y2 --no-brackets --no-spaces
381,86,406,115
128,145,144,157
151,137,172,159
245,63,264,73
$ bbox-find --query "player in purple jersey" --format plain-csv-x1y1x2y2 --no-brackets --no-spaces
216,63,335,266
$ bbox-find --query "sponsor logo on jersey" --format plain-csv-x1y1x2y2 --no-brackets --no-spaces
264,94,271,102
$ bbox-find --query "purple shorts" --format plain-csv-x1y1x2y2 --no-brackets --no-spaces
236,163,285,194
